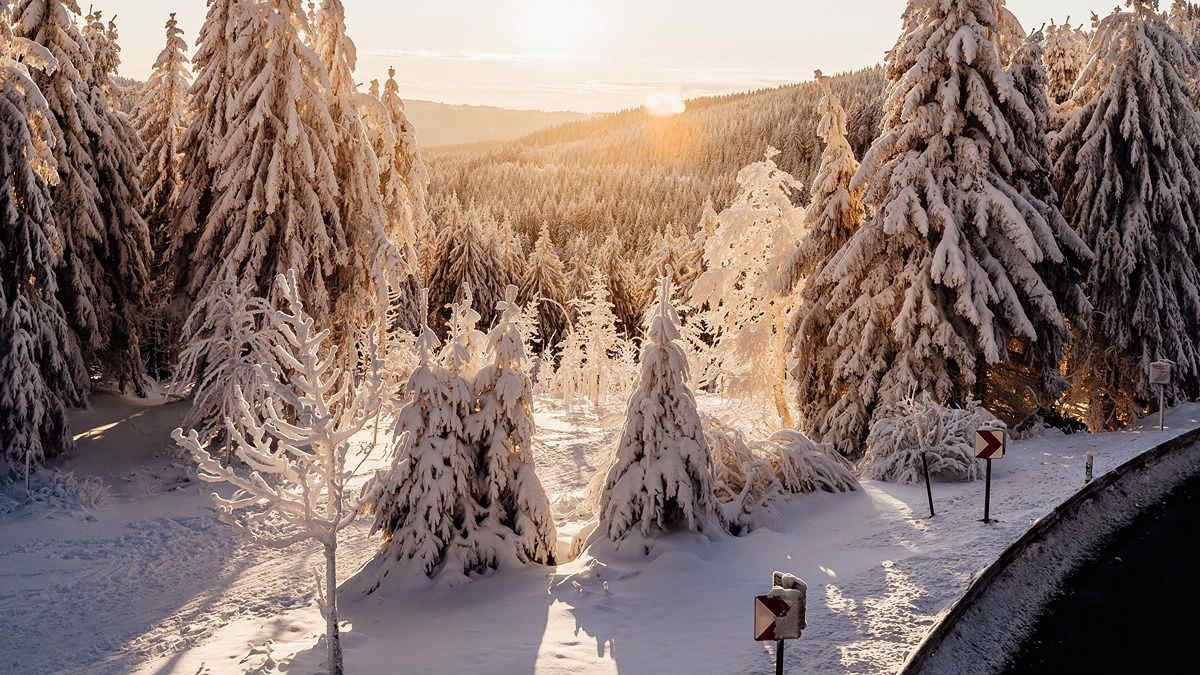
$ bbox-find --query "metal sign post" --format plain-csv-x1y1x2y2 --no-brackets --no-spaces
1149,361,1172,431
755,571,807,674
975,428,1006,524
922,452,935,518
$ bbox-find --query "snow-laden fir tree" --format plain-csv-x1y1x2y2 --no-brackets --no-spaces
985,29,1092,423
676,197,718,298
169,0,244,305
15,0,151,396
792,0,1081,456
379,66,430,247
690,147,805,426
785,71,866,433
596,227,647,338
173,271,385,675
1170,0,1200,53
644,223,691,300
427,207,508,336
1053,0,1200,424
777,70,864,294
135,13,190,263
315,0,396,338
466,286,557,566
518,223,569,349
0,4,88,470
365,295,494,582
1043,18,1090,108
595,274,722,546
171,266,281,450
183,0,347,333
552,269,626,407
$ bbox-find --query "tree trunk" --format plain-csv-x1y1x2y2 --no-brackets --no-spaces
325,542,344,675
774,355,795,429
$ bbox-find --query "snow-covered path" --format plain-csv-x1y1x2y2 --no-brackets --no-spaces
2,396,1199,674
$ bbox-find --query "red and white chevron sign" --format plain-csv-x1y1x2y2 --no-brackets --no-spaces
975,429,1006,460
753,590,801,638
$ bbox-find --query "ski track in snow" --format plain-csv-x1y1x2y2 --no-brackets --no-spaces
1,395,1198,674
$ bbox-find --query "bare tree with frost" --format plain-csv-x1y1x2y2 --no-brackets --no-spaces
596,275,722,546
172,271,385,675
690,147,804,426
1054,0,1200,425
792,0,1081,456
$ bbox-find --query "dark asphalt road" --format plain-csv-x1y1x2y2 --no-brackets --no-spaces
1003,471,1200,673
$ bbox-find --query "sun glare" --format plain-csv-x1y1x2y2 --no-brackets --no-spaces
645,90,686,117
522,1,594,51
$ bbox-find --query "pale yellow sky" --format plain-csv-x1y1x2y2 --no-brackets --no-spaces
104,1,1103,112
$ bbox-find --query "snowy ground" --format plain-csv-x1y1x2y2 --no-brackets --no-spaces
1,395,1198,674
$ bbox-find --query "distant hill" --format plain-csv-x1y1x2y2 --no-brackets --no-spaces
426,67,889,257
403,100,590,148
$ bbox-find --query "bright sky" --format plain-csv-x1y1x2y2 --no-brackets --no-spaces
108,1,1104,112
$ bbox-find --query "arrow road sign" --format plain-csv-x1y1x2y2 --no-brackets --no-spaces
975,429,1005,460
755,595,791,641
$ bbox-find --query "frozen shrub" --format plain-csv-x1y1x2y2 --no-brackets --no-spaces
862,397,999,483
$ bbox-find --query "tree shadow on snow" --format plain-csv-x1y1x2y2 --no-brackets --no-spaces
285,566,555,674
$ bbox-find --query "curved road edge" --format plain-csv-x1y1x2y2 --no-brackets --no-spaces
898,425,1200,675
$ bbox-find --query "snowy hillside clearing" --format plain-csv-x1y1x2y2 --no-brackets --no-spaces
1,394,1197,674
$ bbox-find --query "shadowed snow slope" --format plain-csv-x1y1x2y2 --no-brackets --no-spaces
1,396,1198,674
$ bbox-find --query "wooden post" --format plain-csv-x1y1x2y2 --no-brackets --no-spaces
982,459,993,523
1085,454,1094,484
922,452,935,518
776,639,784,675
1159,384,1166,431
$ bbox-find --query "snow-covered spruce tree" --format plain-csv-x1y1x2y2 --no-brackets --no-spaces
1170,0,1200,53
169,0,243,305
0,6,89,470
596,227,647,338
315,0,396,338
776,71,864,295
676,196,718,298
364,296,489,582
135,12,191,379
690,147,804,426
379,66,430,247
1053,1,1200,425
518,223,569,349
173,271,384,675
136,13,190,268
552,269,626,407
466,286,557,566
183,0,347,334
785,71,865,434
595,275,722,545
427,210,507,336
1043,18,1090,109
984,30,1092,423
171,266,281,450
792,0,1079,456
15,0,151,396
